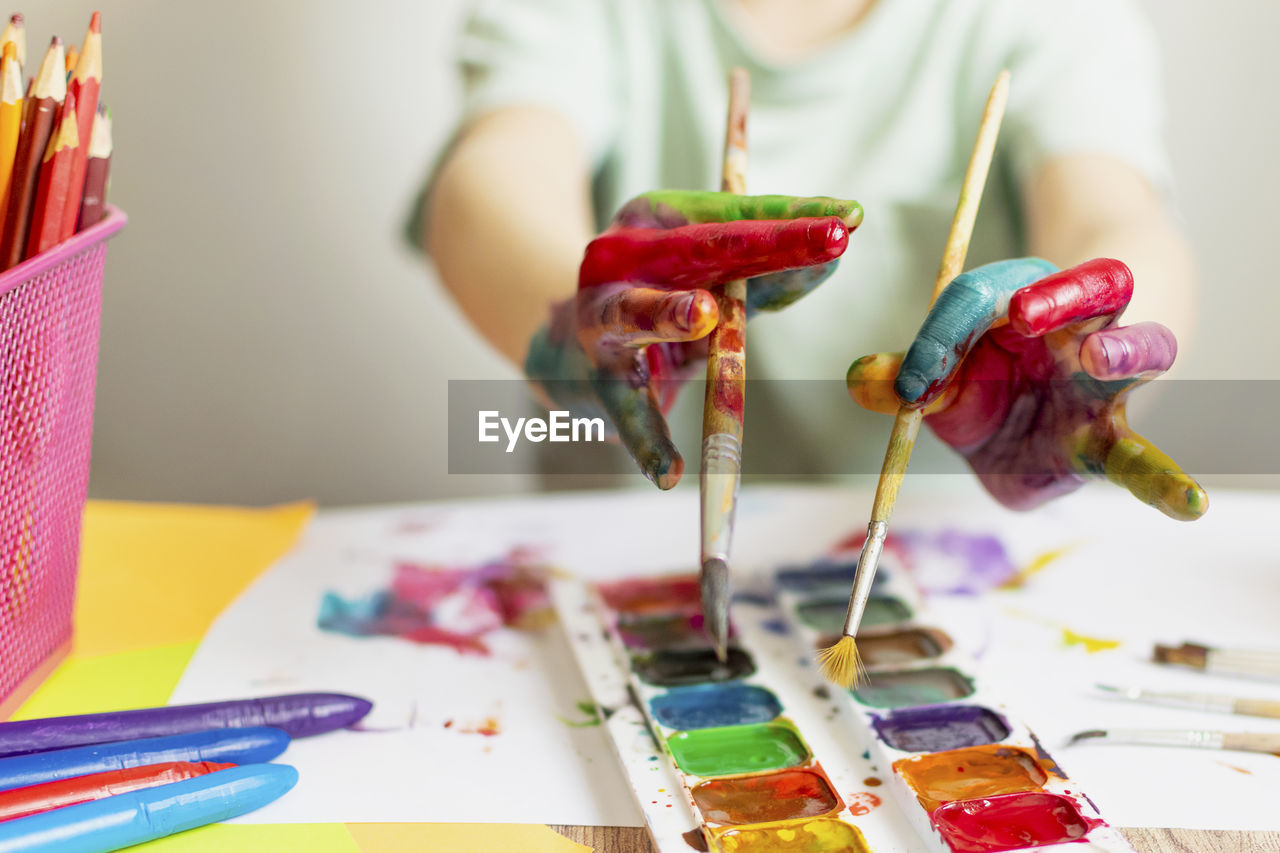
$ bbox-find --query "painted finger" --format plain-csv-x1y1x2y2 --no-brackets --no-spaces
1009,258,1133,336
747,260,840,315
1102,428,1209,521
847,352,957,417
591,370,684,490
616,191,863,230
895,258,1058,406
578,284,719,350
580,218,848,289
847,353,904,415
1080,322,1177,381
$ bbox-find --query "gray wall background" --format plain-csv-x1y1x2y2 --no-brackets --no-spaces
29,1,1280,505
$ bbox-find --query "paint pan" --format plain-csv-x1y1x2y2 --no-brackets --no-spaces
617,612,727,651
931,791,1099,852
796,595,912,634
818,627,952,668
667,721,811,777
872,705,1012,752
649,684,782,730
715,816,873,852
894,745,1051,811
851,667,975,709
690,768,842,825
596,575,700,616
631,648,756,687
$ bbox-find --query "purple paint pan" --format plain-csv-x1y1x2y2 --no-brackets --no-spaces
0,693,373,758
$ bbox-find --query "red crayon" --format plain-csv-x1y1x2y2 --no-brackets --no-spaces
0,761,234,822
25,90,78,259
77,103,111,228
59,11,101,239
0,36,63,268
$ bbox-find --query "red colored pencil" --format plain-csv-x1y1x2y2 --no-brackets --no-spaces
25,90,78,259
77,104,111,228
59,11,101,240
0,36,63,269
0,761,234,822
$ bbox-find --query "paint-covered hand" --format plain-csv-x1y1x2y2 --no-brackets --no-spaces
527,191,863,488
847,258,1207,520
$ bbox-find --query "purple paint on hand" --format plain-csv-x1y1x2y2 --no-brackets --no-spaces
0,694,372,758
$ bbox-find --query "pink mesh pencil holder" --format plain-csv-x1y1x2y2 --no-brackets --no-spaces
0,206,126,718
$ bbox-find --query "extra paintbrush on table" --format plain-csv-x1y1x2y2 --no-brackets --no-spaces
1097,683,1280,719
1153,641,1280,681
819,69,1012,687
1069,727,1280,756
699,67,750,662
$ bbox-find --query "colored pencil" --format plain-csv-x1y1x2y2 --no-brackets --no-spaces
23,90,76,259
0,14,22,71
62,46,77,79
0,43,21,238
0,764,298,851
698,67,750,662
0,692,371,758
0,37,63,269
58,11,100,240
76,104,109,228
819,70,1012,688
0,761,234,822
0,728,289,792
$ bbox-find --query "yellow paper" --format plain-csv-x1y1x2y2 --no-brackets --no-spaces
72,500,315,657
130,823,362,853
347,823,591,853
10,642,199,720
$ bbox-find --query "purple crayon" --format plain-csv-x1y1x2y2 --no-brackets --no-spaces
0,693,373,758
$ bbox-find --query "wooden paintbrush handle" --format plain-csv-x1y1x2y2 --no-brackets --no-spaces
870,408,922,521
1222,732,1280,754
1233,699,1280,720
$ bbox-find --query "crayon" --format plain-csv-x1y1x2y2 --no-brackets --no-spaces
59,12,100,240
76,105,109,228
0,728,289,792
0,693,370,758
0,764,298,852
0,761,233,821
0,37,62,268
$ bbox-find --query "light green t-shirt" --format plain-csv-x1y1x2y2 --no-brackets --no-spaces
445,0,1172,478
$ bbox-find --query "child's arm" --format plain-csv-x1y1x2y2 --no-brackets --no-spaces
425,105,594,365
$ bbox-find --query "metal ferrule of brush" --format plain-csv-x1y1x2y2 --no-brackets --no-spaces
700,433,742,562
841,521,887,636
1114,729,1228,749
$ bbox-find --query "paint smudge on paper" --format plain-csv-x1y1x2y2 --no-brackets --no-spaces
846,791,882,816
1217,762,1252,775
558,700,602,728
1060,627,1121,654
830,526,1021,595
317,549,551,654
460,717,502,737
1000,545,1074,589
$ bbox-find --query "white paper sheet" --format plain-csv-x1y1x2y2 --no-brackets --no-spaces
169,480,1280,830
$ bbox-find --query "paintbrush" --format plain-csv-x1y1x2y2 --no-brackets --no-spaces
817,69,1012,687
1153,642,1280,682
1096,684,1280,720
1068,728,1280,755
700,67,750,663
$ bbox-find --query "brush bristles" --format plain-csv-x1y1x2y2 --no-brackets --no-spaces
817,635,866,688
1153,642,1208,669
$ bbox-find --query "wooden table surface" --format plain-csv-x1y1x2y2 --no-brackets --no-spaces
551,825,1280,852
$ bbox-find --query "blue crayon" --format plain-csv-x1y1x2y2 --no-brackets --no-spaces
0,763,298,852
0,728,289,792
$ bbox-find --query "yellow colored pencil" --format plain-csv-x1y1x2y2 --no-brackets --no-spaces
0,13,23,70
0,42,20,237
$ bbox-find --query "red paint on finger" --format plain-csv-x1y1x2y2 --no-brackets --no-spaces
1009,258,1133,336
579,217,847,288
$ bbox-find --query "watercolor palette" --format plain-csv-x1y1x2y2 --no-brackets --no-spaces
553,549,1134,852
